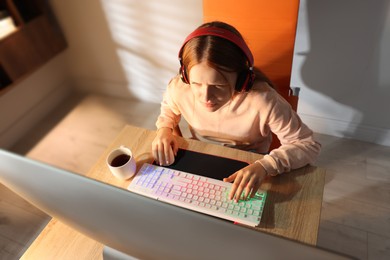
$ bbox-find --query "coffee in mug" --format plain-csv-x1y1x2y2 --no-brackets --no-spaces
111,154,131,167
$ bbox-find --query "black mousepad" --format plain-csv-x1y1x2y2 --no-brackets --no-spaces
154,148,249,181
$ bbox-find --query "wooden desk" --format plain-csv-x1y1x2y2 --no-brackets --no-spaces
22,125,325,259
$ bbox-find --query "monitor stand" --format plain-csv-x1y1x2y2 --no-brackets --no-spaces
102,246,138,260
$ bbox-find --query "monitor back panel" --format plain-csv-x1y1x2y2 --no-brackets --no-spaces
0,149,350,259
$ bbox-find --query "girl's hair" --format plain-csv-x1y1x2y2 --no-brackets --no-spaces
181,21,273,88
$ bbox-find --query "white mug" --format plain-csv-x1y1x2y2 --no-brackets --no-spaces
107,146,136,180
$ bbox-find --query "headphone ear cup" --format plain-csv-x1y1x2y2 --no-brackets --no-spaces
235,70,251,92
180,65,190,84
246,70,255,91
235,69,255,92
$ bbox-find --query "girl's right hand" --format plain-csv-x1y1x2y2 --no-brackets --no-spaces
152,127,178,166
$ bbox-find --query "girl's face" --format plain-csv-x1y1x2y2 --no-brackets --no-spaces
188,62,238,112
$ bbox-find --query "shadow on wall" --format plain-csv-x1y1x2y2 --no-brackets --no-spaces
98,0,201,103
54,0,201,104
298,0,390,145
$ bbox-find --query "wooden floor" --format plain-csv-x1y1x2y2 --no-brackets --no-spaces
1,94,389,259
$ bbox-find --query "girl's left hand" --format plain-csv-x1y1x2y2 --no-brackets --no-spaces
223,163,267,202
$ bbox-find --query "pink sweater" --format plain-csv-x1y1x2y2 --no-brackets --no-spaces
156,75,321,176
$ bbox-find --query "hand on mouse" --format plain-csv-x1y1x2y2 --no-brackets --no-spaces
152,127,178,166
223,163,267,202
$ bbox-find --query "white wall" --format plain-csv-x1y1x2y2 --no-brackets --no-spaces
292,0,390,146
51,0,203,103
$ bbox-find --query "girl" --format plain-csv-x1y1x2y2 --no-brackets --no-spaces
152,21,320,202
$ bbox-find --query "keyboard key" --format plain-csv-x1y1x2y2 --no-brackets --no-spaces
170,190,181,196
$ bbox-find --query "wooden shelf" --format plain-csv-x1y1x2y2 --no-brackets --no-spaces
0,0,67,94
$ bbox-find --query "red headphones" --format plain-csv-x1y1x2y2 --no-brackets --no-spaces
178,27,255,92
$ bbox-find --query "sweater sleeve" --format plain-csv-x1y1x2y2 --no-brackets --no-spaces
155,77,182,130
255,90,321,176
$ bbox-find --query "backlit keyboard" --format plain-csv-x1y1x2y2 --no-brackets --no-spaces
127,163,267,226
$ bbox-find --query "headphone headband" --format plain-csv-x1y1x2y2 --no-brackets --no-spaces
178,27,254,67
178,26,255,92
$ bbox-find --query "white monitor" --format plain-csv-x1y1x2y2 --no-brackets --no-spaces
0,149,351,259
